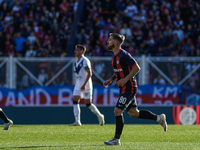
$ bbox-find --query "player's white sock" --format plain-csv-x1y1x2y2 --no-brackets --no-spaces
88,103,101,117
73,104,81,123
156,115,160,122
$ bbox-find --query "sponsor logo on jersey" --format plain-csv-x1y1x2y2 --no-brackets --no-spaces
114,68,123,72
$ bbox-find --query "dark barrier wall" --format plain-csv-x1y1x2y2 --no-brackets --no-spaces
1,106,195,125
1,105,199,125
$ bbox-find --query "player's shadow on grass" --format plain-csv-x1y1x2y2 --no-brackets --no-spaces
0,145,105,149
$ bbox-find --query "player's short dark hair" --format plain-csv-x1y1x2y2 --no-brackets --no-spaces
75,44,86,54
109,33,125,45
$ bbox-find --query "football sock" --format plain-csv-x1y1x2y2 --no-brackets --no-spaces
138,110,157,121
73,103,80,123
88,103,102,117
0,108,9,123
115,115,124,139
156,115,161,122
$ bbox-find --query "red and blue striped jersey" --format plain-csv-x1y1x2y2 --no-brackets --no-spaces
112,49,138,93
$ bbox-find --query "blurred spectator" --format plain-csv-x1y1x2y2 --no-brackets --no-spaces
172,26,184,41
127,46,135,56
38,69,48,84
124,1,138,19
76,29,89,45
181,33,193,48
115,0,126,14
99,31,108,48
182,36,195,55
119,23,132,38
156,47,164,56
93,44,102,56
172,33,181,53
188,45,196,56
25,45,37,57
60,0,70,14
147,40,157,56
27,31,37,45
101,0,115,12
153,74,166,85
21,73,35,88
174,14,184,28
170,65,179,84
1,1,10,18
13,32,26,56
185,24,196,42
5,44,15,56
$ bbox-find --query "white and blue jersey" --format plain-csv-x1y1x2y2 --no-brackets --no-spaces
74,56,92,91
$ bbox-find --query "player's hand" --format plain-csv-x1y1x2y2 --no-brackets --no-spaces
103,80,112,88
80,85,86,91
117,78,127,87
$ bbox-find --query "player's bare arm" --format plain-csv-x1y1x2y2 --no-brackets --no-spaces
117,63,141,87
103,74,116,88
81,68,92,91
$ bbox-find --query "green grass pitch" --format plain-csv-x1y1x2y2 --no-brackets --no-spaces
0,124,200,150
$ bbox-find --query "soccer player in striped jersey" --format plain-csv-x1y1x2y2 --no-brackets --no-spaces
69,44,105,126
103,33,167,145
0,108,13,130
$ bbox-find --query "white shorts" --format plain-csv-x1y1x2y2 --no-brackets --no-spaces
73,89,92,99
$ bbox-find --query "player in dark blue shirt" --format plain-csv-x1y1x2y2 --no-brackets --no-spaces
103,33,167,145
112,48,137,94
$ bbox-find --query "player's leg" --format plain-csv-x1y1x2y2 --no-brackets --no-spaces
84,90,105,126
105,93,133,145
127,107,157,120
127,103,167,132
69,89,82,126
104,107,123,145
0,108,13,130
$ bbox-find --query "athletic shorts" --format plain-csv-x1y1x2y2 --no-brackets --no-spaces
73,89,92,99
116,91,137,112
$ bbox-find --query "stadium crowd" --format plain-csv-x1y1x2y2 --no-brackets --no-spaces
0,0,199,57
0,0,200,90
0,0,78,57
80,0,200,57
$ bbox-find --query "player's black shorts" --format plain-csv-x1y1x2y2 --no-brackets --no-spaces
116,90,137,112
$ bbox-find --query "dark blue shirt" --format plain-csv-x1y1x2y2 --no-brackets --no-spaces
112,49,138,93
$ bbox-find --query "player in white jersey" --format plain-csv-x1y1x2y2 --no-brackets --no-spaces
69,44,105,126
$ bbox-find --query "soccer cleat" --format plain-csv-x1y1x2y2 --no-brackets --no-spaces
69,122,82,126
158,114,167,132
104,138,121,145
98,114,105,126
4,119,13,130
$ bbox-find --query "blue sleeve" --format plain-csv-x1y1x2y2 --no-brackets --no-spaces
124,53,137,68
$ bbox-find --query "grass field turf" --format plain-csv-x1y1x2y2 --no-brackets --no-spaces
0,124,200,150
